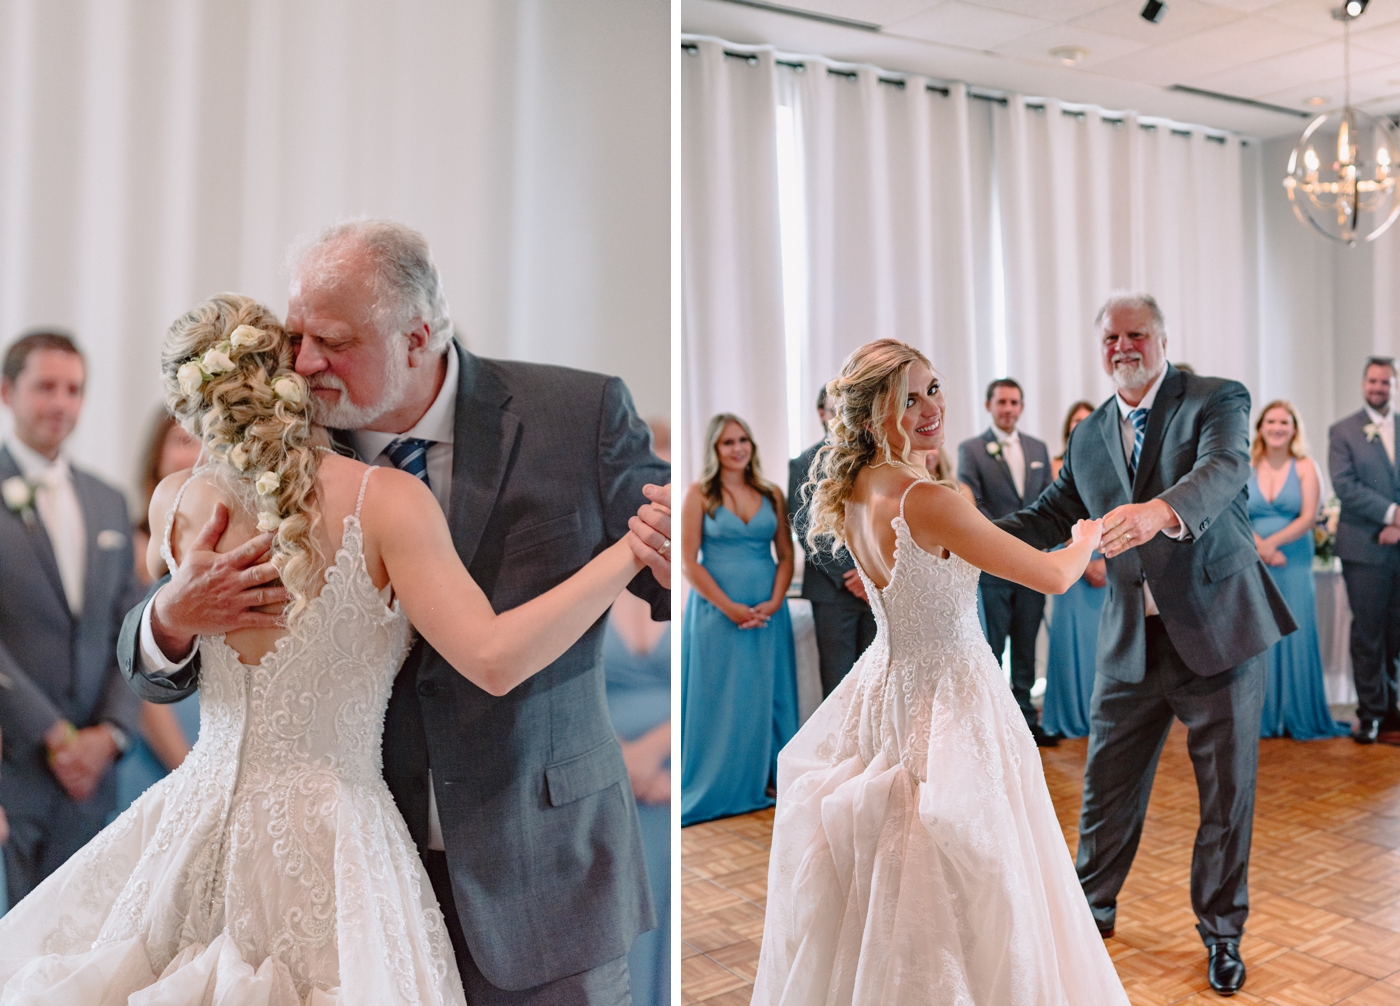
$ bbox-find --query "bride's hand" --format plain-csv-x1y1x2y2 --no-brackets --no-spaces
1071,518,1103,551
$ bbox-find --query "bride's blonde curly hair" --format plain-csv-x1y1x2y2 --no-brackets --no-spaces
160,293,323,627
806,339,947,554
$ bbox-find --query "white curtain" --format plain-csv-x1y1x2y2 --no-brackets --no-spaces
684,35,1262,470
680,39,786,488
779,65,985,465
993,98,1257,445
0,0,669,501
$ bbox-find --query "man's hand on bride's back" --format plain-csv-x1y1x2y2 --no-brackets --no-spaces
1071,518,1104,552
150,502,290,660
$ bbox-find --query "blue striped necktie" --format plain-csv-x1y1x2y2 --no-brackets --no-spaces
385,437,433,488
1127,408,1150,482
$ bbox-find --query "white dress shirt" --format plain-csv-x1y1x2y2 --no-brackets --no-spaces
8,435,86,615
140,349,460,849
1113,366,1186,617
1364,403,1398,527
992,426,1025,500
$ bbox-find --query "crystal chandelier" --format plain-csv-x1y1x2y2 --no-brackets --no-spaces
1283,12,1400,245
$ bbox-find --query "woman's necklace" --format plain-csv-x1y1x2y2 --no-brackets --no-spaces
869,457,933,481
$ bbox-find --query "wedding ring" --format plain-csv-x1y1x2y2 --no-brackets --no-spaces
657,538,671,558
256,588,265,606
1124,531,1133,541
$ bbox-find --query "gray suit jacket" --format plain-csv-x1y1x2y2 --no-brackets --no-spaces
0,446,143,820
958,427,1053,521
996,366,1295,682
118,344,668,989
788,441,859,606
1329,408,1400,566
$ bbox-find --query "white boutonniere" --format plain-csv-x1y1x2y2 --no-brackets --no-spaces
2,476,37,529
986,441,1002,457
1365,422,1382,443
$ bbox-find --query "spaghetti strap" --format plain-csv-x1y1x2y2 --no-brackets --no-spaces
353,466,375,522
161,472,200,572
897,478,931,524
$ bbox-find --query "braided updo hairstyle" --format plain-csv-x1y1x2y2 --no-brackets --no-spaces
161,293,323,626
805,338,945,554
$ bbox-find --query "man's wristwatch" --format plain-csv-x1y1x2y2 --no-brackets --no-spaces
105,723,131,758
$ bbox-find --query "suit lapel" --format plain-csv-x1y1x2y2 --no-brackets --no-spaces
73,470,103,621
1096,406,1132,499
0,447,70,618
447,347,522,568
984,429,1021,503
1131,366,1185,502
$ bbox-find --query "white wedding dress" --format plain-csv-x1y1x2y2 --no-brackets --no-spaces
0,469,466,1006
752,484,1128,1005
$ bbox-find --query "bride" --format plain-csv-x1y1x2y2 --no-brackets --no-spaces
0,294,653,1005
752,340,1128,1005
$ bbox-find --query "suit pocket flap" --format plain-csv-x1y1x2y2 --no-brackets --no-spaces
1205,548,1257,584
504,511,582,552
545,740,626,807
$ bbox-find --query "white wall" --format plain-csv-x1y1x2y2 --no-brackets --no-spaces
0,0,670,504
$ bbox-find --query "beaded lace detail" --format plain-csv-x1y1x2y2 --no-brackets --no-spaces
0,467,465,1005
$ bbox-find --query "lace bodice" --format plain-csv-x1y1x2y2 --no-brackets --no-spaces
0,467,461,1004
822,482,1020,782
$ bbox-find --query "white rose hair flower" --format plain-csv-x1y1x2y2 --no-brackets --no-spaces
257,511,284,532
201,346,235,375
272,376,304,406
177,361,205,397
228,325,263,349
229,442,250,471
255,470,281,496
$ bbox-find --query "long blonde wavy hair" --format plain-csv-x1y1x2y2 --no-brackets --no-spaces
161,293,323,627
697,413,783,518
806,339,946,553
1250,399,1310,466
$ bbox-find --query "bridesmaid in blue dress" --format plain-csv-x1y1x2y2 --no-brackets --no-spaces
1043,401,1105,739
682,413,799,825
1249,400,1347,739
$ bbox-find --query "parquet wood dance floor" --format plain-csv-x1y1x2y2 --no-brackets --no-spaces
681,725,1400,1005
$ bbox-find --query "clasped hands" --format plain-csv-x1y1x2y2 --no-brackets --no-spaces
45,719,119,802
1098,499,1180,559
1380,509,1400,547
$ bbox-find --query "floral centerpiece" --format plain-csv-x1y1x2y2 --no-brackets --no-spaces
1314,494,1341,568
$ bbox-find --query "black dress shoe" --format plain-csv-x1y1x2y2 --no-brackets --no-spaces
1207,942,1245,996
1355,719,1381,744
1030,724,1060,748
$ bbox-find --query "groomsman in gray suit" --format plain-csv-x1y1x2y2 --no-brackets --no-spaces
1328,357,1400,744
789,387,876,697
996,293,1294,997
958,378,1055,745
0,332,143,905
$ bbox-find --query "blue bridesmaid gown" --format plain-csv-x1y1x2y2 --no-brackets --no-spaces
602,619,671,1006
1042,552,1105,738
1249,462,1348,739
681,496,799,825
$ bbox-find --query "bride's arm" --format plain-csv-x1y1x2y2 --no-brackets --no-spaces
904,481,1100,595
372,469,644,696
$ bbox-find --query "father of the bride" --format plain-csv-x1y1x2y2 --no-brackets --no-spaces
118,220,671,1004
996,292,1294,997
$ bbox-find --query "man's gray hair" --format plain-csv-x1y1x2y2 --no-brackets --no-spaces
1093,292,1166,340
290,219,454,352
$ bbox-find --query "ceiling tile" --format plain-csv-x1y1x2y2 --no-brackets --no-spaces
1351,20,1400,60
1068,0,1245,43
1203,0,1284,11
1190,37,1395,96
1257,64,1400,111
1089,15,1325,84
991,23,1151,67
1256,0,1400,37
958,0,1118,19
884,1,1056,49
774,0,946,26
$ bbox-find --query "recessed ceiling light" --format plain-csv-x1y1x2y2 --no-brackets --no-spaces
1304,96,1329,106
1049,45,1090,66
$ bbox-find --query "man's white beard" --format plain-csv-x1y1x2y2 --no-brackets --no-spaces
310,350,412,431
1111,355,1165,393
